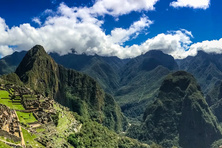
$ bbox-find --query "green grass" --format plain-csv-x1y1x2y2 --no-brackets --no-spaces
0,98,24,110
22,128,43,148
0,141,11,148
54,104,71,134
8,88,14,95
0,90,10,98
17,112,37,124
57,113,70,133
0,90,25,110
0,136,20,144
35,128,45,133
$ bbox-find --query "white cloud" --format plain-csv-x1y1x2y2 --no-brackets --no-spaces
92,0,159,16
0,46,13,57
1,2,216,60
32,17,42,25
122,29,193,59
170,0,210,9
43,9,54,15
186,39,222,57
0,0,162,57
0,3,156,58
109,16,153,44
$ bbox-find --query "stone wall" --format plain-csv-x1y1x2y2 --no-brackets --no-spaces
0,129,21,142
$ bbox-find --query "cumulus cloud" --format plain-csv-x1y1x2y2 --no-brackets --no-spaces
186,39,222,57
109,16,153,45
91,0,159,16
0,46,13,57
0,2,217,60
170,0,210,9
122,29,193,59
0,3,156,58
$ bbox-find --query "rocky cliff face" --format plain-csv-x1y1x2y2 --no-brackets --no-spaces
50,53,126,94
15,45,128,132
15,45,59,97
127,71,222,148
178,51,222,101
210,81,222,123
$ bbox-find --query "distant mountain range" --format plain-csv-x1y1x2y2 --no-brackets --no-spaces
0,51,26,75
2,46,222,147
2,49,222,123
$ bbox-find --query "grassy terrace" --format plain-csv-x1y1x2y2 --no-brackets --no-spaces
0,90,37,124
22,128,43,148
0,90,43,147
54,103,71,133
0,90,24,110
17,112,37,124
35,128,45,133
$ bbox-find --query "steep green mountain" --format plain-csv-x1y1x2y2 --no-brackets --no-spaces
0,51,26,75
178,51,222,104
210,81,222,123
50,50,179,122
116,50,178,121
50,52,127,72
178,51,222,125
50,53,128,94
120,50,178,86
0,49,179,122
0,51,127,94
15,45,128,132
127,71,222,148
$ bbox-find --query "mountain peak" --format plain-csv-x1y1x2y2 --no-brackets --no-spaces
128,71,222,148
14,45,128,132
143,50,164,56
140,50,178,71
27,45,47,57
159,71,200,93
15,45,56,86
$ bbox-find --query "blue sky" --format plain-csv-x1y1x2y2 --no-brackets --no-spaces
0,0,221,59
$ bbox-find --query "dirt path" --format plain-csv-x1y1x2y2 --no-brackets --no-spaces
0,139,21,147
29,123,41,128
14,110,25,147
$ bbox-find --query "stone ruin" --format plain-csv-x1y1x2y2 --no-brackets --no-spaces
40,99,54,110
33,98,55,124
0,104,21,142
33,111,53,124
0,104,11,129
9,110,20,135
0,83,60,148
1,83,56,126
22,99,40,110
